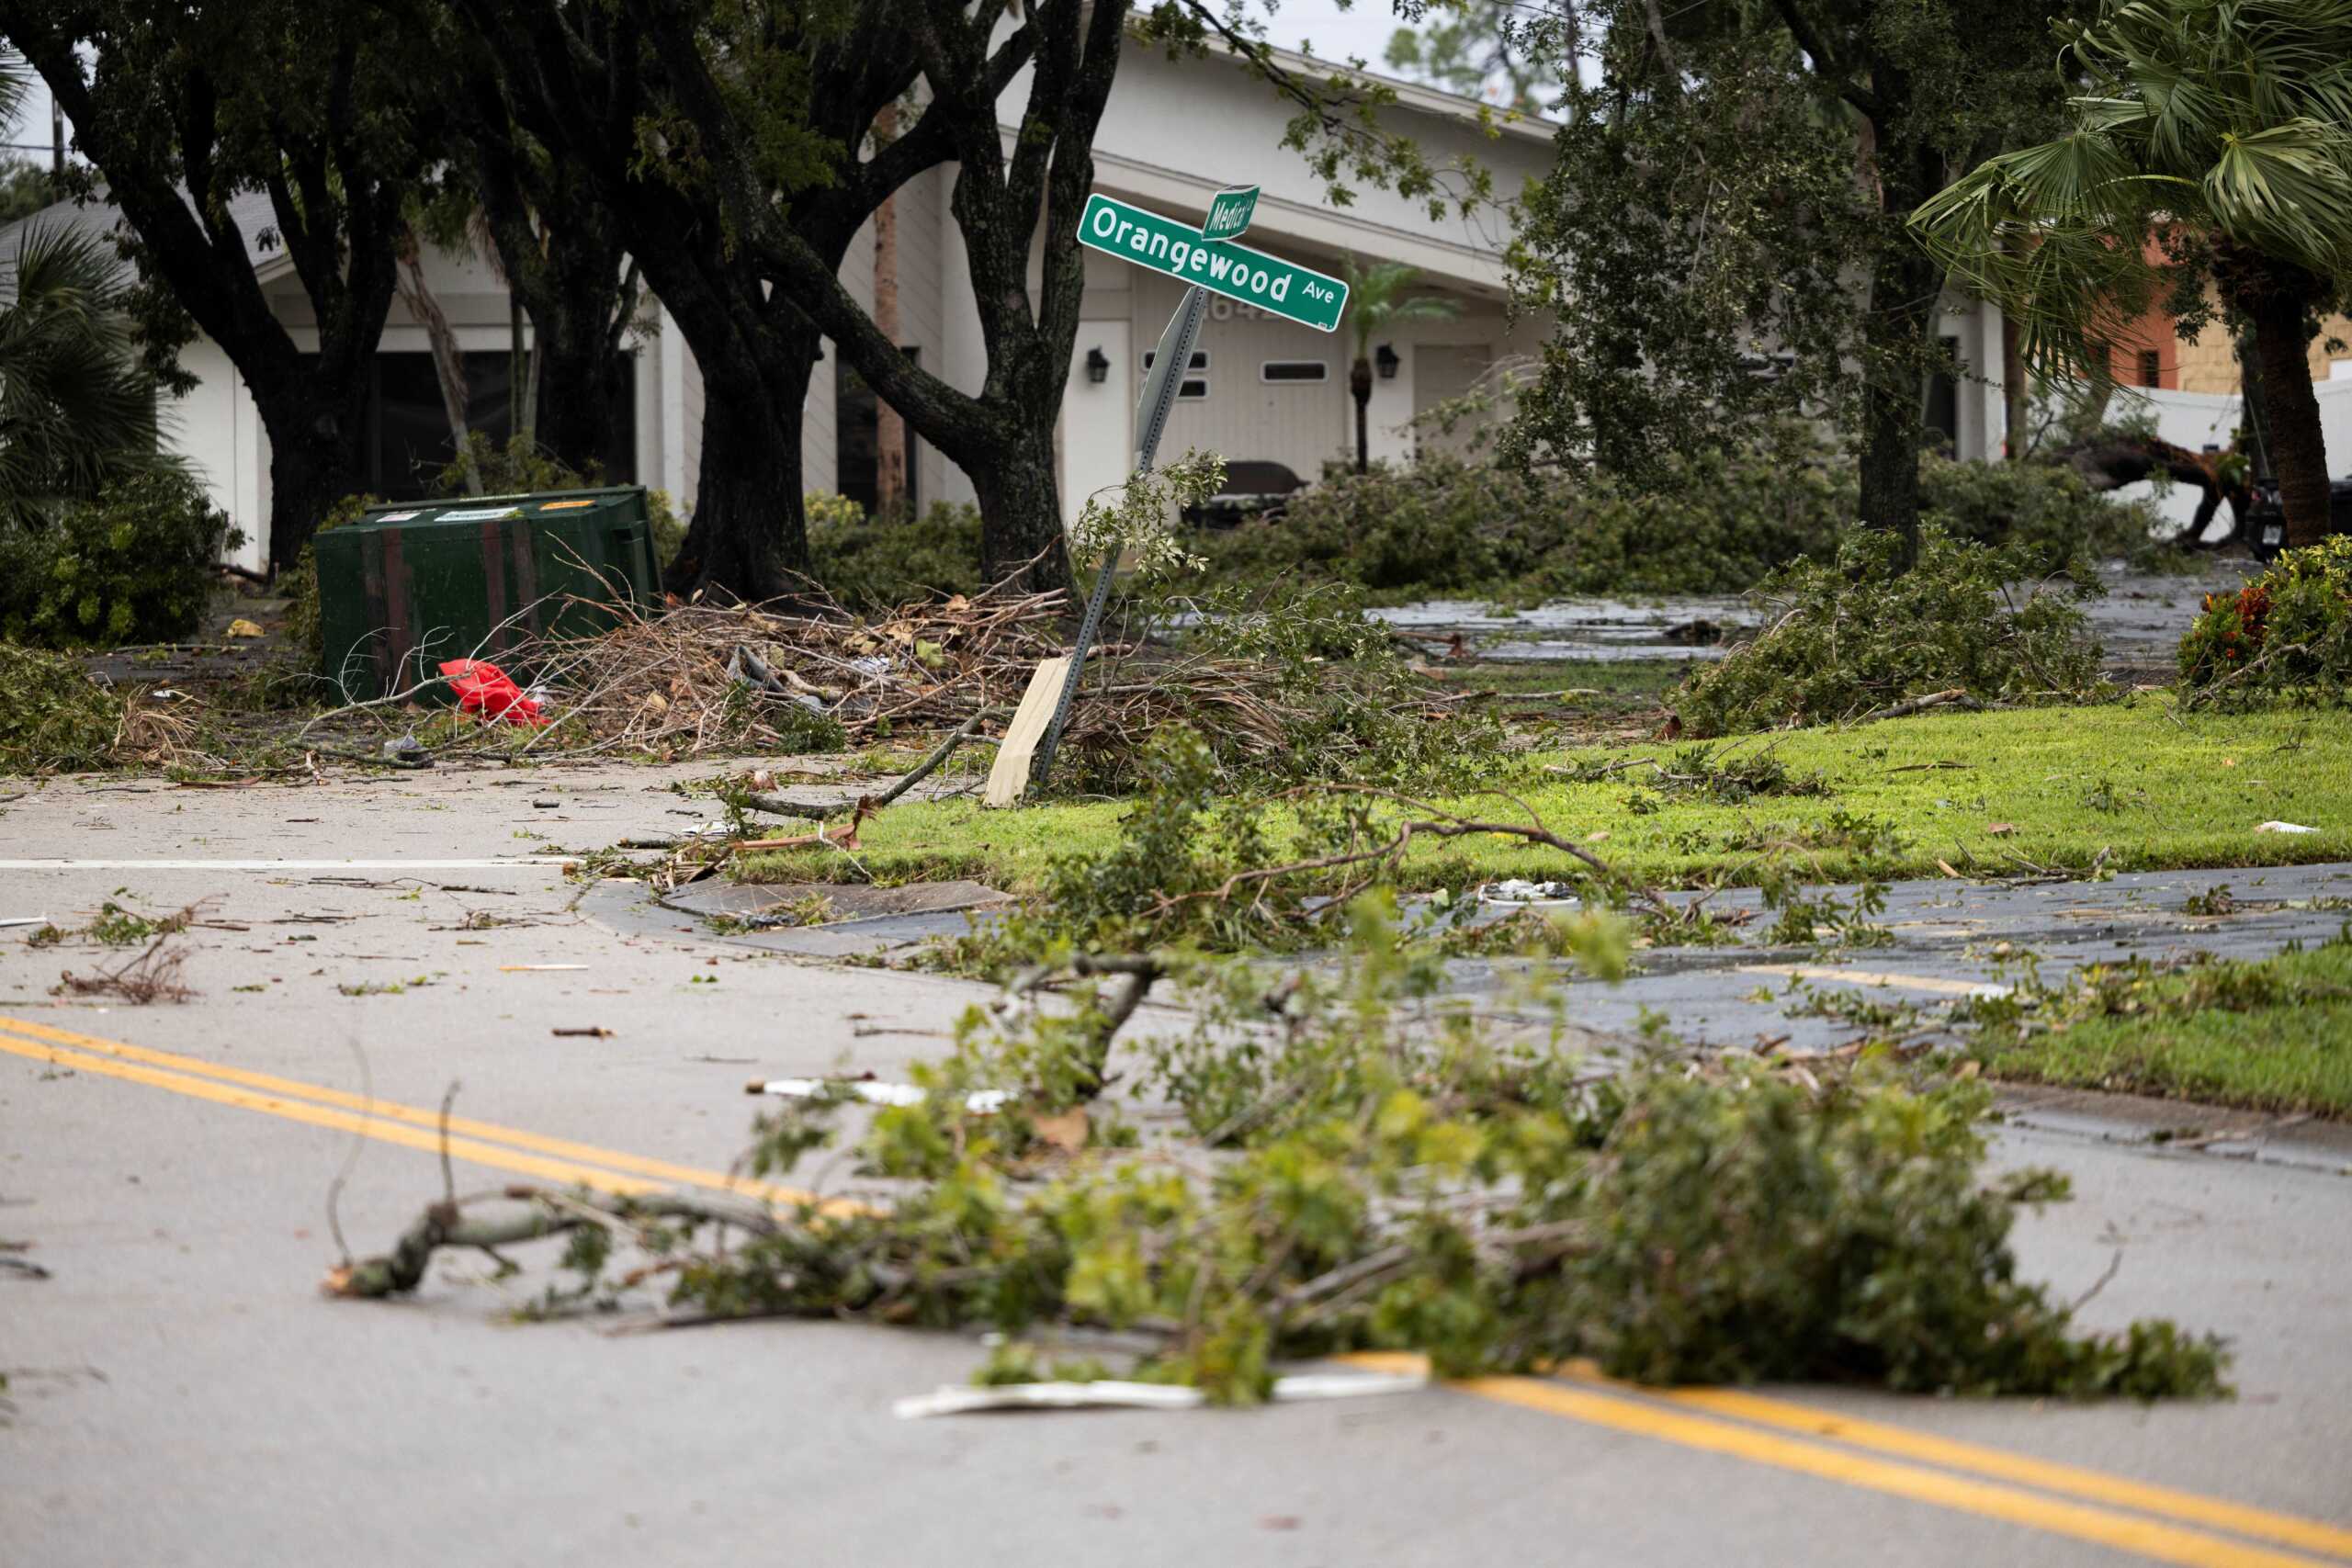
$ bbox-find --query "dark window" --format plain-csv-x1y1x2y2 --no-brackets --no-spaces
835,348,921,516
1141,349,1210,372
1261,360,1328,383
307,349,636,497
1921,334,1961,450
2138,348,2164,388
1177,377,1209,400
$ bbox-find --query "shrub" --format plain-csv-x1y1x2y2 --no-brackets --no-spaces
1558,1066,2223,1394
807,500,985,610
2177,536,2352,706
1193,443,2165,604
0,643,119,773
1919,453,2165,567
0,471,240,648
1198,437,1849,603
1674,526,2106,736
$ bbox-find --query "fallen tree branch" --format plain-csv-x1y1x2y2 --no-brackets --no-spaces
323,1184,781,1300
1139,783,1668,929
1851,688,1981,724
741,706,1001,822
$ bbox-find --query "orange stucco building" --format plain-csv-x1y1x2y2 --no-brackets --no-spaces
2105,240,2352,393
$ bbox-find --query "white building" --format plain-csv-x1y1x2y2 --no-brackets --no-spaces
9,46,1555,572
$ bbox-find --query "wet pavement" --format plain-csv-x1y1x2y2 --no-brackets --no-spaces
598,856,2352,1094
1458,859,2352,1055
1368,558,2259,674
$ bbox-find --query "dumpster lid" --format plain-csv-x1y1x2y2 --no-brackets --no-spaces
350,486,645,533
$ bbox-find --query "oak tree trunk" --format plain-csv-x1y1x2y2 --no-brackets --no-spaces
666,364,809,603
969,423,1069,590
252,394,370,573
2000,308,2028,460
1854,197,1941,572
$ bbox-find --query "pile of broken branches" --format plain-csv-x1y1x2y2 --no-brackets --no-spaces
532,583,1069,757
525,577,1465,776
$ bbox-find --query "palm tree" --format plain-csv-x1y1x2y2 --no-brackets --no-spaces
0,217,171,530
1912,0,2352,547
1343,258,1459,473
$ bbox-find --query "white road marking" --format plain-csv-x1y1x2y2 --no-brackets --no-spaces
1736,964,2011,999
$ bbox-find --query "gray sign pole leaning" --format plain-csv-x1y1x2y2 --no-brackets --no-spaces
1027,237,1216,789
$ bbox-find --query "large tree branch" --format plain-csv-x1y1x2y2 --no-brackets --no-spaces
625,0,998,457
1769,0,1882,120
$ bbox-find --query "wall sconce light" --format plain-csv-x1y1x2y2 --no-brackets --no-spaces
1374,344,1400,380
1085,346,1111,384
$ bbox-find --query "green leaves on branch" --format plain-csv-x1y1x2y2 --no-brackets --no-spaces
0,470,241,649
0,644,120,773
1674,526,2109,737
1069,449,1222,580
584,899,2228,1404
1912,0,2352,386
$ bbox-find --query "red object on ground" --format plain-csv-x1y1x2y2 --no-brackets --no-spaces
439,659,548,726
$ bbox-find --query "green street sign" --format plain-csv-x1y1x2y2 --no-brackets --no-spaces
1079,192,1348,333
1202,185,1259,241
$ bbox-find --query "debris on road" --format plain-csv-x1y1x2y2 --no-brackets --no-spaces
440,659,549,727
52,931,196,1003
1479,879,1582,907
892,1369,1428,1419
752,1076,1012,1113
552,1026,616,1038
499,963,589,972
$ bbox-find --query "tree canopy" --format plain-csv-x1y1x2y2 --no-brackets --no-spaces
3,0,441,569
1913,0,2352,547
1506,0,2085,561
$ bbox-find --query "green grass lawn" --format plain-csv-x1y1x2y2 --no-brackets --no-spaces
738,697,2352,893
1974,940,2352,1117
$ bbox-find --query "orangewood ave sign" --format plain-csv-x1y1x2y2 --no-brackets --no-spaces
1078,192,1348,333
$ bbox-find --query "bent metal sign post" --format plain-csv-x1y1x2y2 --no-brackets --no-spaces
1077,191,1347,332
1013,188,1349,797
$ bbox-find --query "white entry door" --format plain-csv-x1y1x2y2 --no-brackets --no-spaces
1063,321,1133,529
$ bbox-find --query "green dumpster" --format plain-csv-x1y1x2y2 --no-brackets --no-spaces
312,487,659,701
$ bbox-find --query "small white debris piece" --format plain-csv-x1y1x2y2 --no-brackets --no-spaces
1262,1371,1430,1402
2255,821,2320,834
0,915,50,929
892,1369,1427,1419
1479,879,1581,908
758,1077,1012,1113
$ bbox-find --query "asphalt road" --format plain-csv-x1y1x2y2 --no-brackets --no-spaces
4,766,2350,1568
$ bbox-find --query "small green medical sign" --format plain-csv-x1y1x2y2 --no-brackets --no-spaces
1079,193,1348,333
1202,185,1259,240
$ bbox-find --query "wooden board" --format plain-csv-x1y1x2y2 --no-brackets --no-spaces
983,656,1073,808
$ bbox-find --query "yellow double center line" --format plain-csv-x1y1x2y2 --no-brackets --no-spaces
6,1013,2350,1565
0,1012,816,1206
